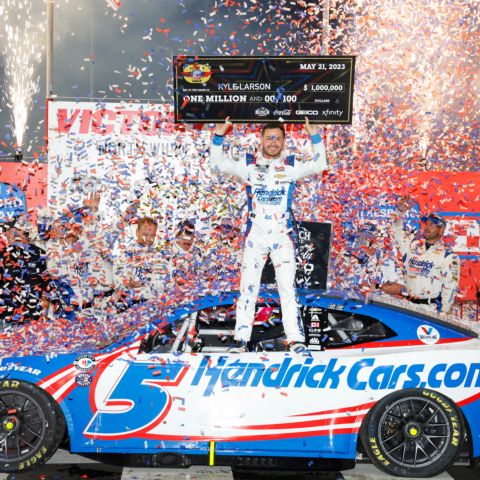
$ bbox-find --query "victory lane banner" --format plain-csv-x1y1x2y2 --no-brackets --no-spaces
173,56,355,124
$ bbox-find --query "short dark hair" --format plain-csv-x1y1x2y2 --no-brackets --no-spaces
176,219,195,236
421,213,447,228
261,122,285,137
137,217,158,229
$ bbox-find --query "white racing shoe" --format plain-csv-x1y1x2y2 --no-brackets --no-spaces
228,340,248,353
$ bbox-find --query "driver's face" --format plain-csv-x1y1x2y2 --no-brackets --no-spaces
261,128,285,159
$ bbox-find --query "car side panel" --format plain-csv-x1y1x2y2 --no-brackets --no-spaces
53,348,479,460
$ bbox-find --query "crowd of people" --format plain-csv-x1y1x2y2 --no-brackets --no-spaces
0,192,241,329
0,125,461,340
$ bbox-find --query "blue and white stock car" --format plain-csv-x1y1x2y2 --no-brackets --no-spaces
0,290,479,478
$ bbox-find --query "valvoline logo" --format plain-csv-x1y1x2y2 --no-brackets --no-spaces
417,325,440,345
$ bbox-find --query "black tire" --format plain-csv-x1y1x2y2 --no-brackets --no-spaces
361,388,465,477
0,379,65,473
53,397,68,449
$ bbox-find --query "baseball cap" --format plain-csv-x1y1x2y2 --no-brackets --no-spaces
421,213,447,227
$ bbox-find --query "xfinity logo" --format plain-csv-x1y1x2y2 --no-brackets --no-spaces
296,109,318,115
255,107,270,117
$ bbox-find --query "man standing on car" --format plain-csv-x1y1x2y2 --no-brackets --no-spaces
210,117,327,352
390,196,459,314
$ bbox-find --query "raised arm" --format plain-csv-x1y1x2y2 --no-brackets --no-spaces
389,196,415,259
292,118,328,180
440,252,460,314
210,117,248,181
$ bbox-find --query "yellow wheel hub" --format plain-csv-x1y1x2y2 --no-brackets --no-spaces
4,421,14,431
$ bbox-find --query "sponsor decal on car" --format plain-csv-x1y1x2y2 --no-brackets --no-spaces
417,325,440,345
191,356,480,396
75,373,92,387
0,364,41,376
74,355,97,372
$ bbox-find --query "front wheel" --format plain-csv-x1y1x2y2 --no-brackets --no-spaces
0,380,65,473
361,388,464,477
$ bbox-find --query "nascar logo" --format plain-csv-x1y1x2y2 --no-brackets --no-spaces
73,355,97,372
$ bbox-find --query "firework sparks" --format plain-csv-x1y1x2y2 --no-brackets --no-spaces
1,0,44,149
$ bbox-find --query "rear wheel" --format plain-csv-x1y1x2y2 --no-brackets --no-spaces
0,380,65,473
361,388,464,477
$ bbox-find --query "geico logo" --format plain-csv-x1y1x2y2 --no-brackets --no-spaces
295,110,318,115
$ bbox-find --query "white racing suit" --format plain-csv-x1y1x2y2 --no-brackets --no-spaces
113,234,168,302
46,215,114,313
210,133,327,343
390,213,460,313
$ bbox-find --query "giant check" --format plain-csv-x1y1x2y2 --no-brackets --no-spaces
173,56,355,124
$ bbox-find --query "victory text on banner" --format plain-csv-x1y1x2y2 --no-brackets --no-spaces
174,56,355,124
46,100,215,226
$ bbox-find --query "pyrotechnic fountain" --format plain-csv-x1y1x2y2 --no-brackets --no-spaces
1,0,44,156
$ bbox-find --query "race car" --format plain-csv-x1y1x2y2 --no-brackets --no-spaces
0,289,479,478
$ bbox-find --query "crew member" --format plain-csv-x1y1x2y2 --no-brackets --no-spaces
166,219,206,298
390,196,459,314
46,194,114,318
210,117,327,352
114,216,167,305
